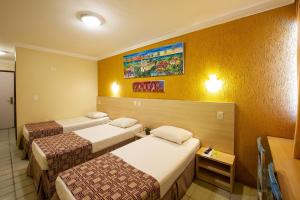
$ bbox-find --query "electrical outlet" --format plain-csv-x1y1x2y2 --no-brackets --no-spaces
217,111,224,120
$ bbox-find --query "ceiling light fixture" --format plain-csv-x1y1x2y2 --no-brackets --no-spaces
80,14,102,27
0,50,7,56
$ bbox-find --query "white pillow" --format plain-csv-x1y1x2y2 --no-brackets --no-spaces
151,126,193,144
86,112,108,119
109,117,138,128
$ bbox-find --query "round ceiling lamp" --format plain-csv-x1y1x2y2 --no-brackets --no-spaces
80,13,104,27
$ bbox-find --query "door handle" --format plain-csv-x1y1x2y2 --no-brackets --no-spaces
8,97,14,105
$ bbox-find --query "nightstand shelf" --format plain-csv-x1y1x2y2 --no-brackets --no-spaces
196,147,235,192
135,131,148,139
197,168,231,189
198,159,231,177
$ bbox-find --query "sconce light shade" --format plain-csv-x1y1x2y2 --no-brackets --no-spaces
111,82,120,95
205,74,222,93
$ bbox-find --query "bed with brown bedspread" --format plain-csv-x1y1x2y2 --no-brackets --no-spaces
51,154,195,200
58,153,160,199
51,135,199,200
27,132,136,199
22,121,63,158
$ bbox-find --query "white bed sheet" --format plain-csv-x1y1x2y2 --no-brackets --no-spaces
23,116,110,141
56,136,200,200
32,123,143,170
57,116,110,133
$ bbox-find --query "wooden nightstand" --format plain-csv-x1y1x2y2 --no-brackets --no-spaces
135,131,148,139
196,147,235,192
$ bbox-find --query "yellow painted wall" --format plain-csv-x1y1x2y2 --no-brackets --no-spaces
16,47,98,145
98,5,297,186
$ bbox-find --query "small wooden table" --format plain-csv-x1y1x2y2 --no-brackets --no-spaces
135,131,148,139
196,147,235,192
267,136,300,200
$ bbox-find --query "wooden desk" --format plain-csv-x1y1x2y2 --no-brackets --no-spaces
267,136,300,200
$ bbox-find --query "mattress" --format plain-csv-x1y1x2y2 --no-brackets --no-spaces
56,136,200,200
23,116,110,141
32,123,143,170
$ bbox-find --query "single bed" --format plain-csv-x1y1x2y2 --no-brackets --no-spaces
27,118,143,199
54,132,200,200
22,112,110,158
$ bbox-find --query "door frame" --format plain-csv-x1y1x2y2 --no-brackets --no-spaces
0,70,16,136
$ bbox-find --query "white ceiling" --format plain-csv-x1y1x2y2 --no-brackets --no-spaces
0,0,294,61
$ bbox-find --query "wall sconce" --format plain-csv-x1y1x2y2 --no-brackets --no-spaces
111,82,120,95
205,74,222,93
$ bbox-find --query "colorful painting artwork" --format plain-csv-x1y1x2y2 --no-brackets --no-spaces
124,42,184,78
133,81,164,93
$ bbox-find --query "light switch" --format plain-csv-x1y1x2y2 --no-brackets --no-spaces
134,101,137,106
217,111,224,120
137,101,141,107
50,67,57,71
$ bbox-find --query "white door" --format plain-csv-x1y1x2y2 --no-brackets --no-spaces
0,72,15,129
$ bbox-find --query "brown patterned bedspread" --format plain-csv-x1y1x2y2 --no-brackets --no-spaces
25,120,63,146
34,132,92,197
59,153,160,200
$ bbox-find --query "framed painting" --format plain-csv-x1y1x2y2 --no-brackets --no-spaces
133,81,164,93
124,42,184,78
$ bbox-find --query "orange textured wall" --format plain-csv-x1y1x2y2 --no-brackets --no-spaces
98,5,297,186
294,0,300,158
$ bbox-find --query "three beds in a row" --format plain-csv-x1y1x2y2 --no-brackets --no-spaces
21,112,200,200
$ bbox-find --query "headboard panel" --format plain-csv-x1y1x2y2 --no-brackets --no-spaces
97,96,235,154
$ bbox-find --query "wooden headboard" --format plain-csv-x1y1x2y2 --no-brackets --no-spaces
97,96,235,154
